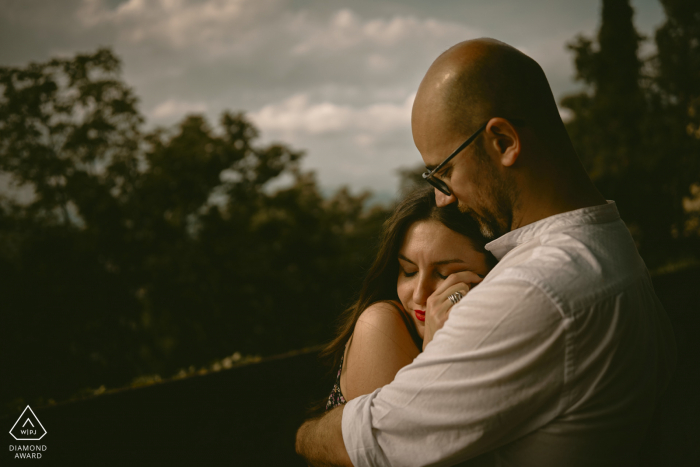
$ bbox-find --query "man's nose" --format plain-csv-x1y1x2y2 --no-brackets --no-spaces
435,188,457,207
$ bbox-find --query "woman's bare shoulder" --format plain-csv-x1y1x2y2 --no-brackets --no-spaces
353,301,419,359
357,301,402,324
341,301,420,400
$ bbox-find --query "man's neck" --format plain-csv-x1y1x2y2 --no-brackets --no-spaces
510,168,607,232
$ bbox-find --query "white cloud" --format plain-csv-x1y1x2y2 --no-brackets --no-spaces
78,1,478,67
151,99,207,119
249,93,415,136
78,0,276,52
68,1,591,193
292,9,477,55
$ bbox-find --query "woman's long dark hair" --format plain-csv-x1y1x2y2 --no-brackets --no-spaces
320,186,497,378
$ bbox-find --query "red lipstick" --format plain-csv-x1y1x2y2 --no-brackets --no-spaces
415,309,425,322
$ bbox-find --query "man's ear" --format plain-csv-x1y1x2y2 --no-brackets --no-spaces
485,118,521,167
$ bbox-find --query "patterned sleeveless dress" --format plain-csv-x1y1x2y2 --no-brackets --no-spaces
325,354,347,411
325,302,423,411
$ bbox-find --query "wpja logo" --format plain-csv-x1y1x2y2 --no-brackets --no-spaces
8,406,47,459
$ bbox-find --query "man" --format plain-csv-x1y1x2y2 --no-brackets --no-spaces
296,38,676,467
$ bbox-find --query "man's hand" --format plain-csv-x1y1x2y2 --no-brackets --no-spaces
423,271,483,350
296,405,354,467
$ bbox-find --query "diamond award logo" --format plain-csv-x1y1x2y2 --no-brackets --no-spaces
9,406,47,441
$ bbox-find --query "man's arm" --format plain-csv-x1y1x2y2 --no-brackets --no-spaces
340,278,567,466
295,405,353,467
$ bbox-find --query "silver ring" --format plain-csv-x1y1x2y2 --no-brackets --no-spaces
448,291,463,305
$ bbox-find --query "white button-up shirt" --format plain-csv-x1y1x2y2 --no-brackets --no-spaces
342,201,677,467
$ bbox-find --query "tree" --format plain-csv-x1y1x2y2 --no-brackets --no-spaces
0,49,390,415
0,48,147,410
561,0,700,266
652,0,700,242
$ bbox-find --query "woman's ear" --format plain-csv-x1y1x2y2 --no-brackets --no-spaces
486,118,521,167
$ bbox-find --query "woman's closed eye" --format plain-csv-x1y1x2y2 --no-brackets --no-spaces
401,268,448,280
400,267,417,277
437,267,474,280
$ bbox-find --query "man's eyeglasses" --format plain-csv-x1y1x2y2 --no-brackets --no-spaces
421,121,488,197
421,118,524,196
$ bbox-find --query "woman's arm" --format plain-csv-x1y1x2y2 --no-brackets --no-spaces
340,302,421,401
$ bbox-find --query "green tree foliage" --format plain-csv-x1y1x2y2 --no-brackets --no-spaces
0,49,146,412
653,0,700,241
561,0,700,266
0,49,390,414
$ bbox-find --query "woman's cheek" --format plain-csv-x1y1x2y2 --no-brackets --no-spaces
397,277,411,301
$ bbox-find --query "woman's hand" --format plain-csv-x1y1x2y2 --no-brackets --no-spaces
422,271,484,351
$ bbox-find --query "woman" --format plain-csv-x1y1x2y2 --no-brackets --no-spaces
324,187,496,410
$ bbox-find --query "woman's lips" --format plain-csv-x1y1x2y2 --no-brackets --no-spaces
415,309,425,322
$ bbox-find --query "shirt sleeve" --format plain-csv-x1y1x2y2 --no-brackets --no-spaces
342,277,568,467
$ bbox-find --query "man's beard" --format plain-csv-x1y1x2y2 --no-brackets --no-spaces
457,202,502,242
457,141,516,242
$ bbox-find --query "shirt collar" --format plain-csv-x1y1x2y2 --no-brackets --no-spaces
485,201,620,261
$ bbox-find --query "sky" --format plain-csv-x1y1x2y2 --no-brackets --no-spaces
0,0,667,203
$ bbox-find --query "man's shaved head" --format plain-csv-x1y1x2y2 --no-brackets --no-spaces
412,38,605,237
412,38,563,142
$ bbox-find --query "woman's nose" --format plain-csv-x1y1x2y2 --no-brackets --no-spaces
413,274,434,306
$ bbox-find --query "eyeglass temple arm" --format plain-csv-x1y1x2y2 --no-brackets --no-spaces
423,121,488,178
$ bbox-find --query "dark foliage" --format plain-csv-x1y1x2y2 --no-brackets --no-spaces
0,49,391,414
561,0,700,267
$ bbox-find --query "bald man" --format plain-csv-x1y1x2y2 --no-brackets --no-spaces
296,39,676,467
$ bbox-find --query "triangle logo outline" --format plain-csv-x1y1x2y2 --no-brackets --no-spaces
9,406,47,441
